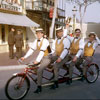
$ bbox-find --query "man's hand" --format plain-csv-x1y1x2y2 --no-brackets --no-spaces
56,57,62,63
72,56,77,62
21,57,25,61
34,61,39,64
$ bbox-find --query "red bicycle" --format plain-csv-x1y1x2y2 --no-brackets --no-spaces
5,59,99,100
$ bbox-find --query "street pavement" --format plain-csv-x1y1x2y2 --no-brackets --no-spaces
0,67,100,99
0,46,100,99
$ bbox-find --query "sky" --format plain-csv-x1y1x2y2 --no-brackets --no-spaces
65,1,100,23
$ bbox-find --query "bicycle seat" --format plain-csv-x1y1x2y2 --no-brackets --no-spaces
65,60,72,65
28,63,40,67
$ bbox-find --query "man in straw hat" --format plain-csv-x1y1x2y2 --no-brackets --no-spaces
80,32,100,80
63,28,84,85
50,27,71,89
21,28,51,93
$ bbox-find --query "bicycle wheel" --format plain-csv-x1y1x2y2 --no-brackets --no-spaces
5,75,30,100
86,64,99,83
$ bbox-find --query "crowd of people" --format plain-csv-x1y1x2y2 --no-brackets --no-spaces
8,27,23,59
20,27,100,93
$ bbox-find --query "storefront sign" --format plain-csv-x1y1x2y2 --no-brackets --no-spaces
0,1,22,12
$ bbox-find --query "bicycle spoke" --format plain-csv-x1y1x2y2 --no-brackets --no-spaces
86,64,99,83
5,75,30,100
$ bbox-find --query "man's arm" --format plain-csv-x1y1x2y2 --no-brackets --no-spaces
93,36,100,49
60,38,70,59
23,40,37,59
96,36,100,44
50,39,56,54
75,38,84,58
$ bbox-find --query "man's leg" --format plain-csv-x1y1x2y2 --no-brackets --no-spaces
9,45,14,59
48,56,58,80
16,47,19,59
83,56,93,76
51,56,69,88
75,57,83,75
19,47,22,58
64,55,72,76
69,61,75,78
9,45,11,58
34,56,51,93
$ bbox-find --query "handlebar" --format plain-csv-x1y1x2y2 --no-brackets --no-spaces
17,59,40,68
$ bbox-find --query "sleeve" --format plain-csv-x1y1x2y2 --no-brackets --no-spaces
92,37,100,49
63,29,68,37
36,39,49,62
76,39,84,58
50,39,56,54
67,35,74,43
93,42,98,50
24,40,37,59
96,37,100,44
60,38,70,59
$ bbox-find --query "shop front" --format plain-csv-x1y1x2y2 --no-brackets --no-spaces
0,0,39,53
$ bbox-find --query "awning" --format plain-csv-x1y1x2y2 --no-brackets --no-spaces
0,12,40,27
43,18,66,26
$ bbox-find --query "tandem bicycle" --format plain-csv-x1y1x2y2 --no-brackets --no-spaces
5,59,99,100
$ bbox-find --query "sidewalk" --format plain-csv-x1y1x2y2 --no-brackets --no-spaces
0,51,39,70
0,52,18,66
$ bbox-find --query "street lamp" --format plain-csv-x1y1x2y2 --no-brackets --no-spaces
72,6,77,32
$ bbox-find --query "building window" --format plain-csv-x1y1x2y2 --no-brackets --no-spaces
1,25,5,43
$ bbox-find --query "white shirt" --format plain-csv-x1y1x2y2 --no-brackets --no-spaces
24,37,49,62
51,37,71,59
67,35,84,58
84,37,100,50
63,28,68,37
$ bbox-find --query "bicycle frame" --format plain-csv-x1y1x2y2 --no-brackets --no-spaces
16,59,99,85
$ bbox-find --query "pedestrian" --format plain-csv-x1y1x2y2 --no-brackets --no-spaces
8,27,15,59
21,28,51,93
14,29,23,59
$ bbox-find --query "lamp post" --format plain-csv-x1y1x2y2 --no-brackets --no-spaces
72,6,77,33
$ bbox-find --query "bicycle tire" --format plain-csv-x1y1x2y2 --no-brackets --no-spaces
5,74,30,100
86,63,99,83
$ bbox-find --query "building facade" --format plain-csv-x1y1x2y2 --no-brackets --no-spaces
0,0,39,53
25,0,66,38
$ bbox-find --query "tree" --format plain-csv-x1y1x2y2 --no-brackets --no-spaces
66,0,100,34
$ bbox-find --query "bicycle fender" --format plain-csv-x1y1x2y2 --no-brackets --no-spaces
13,73,26,76
89,63,99,70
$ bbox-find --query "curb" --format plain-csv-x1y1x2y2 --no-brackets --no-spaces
0,65,26,71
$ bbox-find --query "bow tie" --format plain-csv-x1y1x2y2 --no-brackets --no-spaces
37,40,40,42
88,41,92,43
75,37,78,39
57,38,61,40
